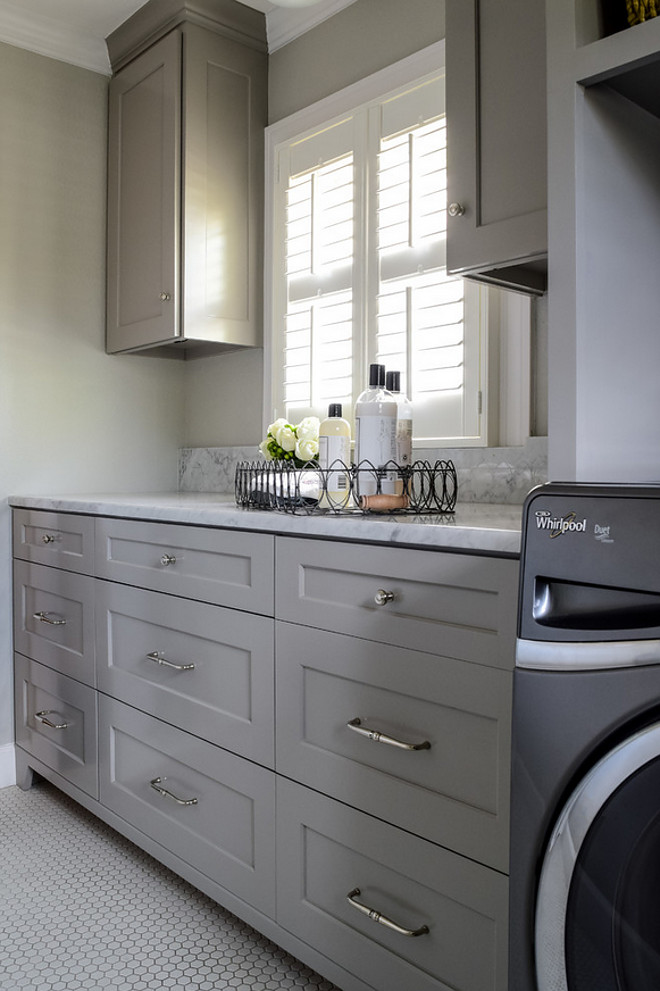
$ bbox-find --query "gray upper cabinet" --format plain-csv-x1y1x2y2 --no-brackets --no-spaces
445,0,547,295
106,3,267,355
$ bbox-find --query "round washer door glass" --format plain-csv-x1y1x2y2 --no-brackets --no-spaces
536,722,660,991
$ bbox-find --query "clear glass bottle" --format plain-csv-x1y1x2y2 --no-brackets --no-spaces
318,403,352,508
385,370,413,469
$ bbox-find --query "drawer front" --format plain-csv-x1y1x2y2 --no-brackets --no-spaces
99,698,276,917
13,560,96,685
277,780,508,991
13,509,95,575
14,654,98,797
95,518,274,614
275,537,518,669
276,623,511,871
96,581,274,766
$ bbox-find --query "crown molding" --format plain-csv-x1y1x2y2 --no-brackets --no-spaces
266,0,357,52
0,1,112,73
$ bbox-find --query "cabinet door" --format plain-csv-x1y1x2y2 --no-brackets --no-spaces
107,30,180,352
446,0,547,294
277,779,508,991
182,24,265,348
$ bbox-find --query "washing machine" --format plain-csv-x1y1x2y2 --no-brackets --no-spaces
510,482,660,991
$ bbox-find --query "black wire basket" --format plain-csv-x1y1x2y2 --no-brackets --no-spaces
234,459,457,515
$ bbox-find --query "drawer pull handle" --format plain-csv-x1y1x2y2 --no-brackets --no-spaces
347,717,431,752
150,776,198,807
160,554,177,567
41,534,59,544
374,589,395,607
146,650,195,672
35,710,68,730
346,888,429,938
33,611,66,627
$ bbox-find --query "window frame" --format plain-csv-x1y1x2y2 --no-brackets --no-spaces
263,40,531,448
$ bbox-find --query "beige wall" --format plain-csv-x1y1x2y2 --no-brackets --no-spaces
0,43,185,757
182,0,444,449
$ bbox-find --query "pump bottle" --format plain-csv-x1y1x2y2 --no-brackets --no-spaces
318,404,351,508
354,363,397,496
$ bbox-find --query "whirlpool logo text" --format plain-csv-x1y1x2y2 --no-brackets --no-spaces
535,510,587,537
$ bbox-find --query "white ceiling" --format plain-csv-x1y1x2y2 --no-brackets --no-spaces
0,0,357,73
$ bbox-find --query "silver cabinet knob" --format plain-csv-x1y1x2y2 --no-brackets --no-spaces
374,589,395,607
159,292,172,301
41,534,56,544
160,554,176,567
447,202,465,218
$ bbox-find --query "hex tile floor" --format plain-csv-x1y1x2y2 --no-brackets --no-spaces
0,781,341,990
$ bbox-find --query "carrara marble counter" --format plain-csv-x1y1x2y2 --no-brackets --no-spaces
9,493,524,556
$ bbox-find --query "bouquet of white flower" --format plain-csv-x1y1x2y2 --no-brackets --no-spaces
259,416,320,468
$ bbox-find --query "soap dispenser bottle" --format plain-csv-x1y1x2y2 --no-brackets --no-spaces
318,403,351,508
385,370,413,468
354,363,397,496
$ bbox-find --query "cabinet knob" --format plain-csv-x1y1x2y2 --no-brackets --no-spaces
160,554,176,567
447,202,465,218
159,292,172,301
374,589,395,607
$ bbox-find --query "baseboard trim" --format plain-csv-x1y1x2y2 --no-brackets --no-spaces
0,743,16,788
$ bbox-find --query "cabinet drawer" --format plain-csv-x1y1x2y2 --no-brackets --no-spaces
13,509,95,575
14,654,98,798
275,538,517,669
96,582,274,766
99,698,276,917
276,623,511,871
277,780,508,991
95,518,274,614
13,560,95,685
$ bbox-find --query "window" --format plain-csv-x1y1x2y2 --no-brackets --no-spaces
265,43,529,448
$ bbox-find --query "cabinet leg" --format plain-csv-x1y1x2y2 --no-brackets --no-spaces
15,749,35,791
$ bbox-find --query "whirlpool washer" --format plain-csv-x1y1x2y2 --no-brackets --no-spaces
510,482,660,991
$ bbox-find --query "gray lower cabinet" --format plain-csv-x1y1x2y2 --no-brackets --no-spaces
14,654,98,799
13,560,96,687
99,697,276,918
277,779,508,991
445,0,547,294
276,622,512,872
13,509,516,991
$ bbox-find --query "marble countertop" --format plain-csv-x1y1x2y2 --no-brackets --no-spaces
9,493,524,555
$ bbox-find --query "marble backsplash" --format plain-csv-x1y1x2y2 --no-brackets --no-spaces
179,435,547,504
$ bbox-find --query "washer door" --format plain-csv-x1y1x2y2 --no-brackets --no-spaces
536,722,660,990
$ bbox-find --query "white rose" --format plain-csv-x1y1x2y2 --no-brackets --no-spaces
267,418,288,445
296,416,320,442
278,425,297,452
295,436,319,462
258,439,271,460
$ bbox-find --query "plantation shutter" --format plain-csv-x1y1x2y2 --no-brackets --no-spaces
270,68,487,445
372,78,483,442
276,116,359,422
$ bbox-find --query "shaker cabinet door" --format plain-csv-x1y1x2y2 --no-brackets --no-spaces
446,0,547,293
106,30,180,352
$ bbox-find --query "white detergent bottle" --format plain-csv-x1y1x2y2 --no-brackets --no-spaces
355,363,397,497
318,403,352,508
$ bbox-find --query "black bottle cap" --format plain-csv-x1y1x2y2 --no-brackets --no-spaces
369,363,385,387
386,370,400,393
328,403,342,417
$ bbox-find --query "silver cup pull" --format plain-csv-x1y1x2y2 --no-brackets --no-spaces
150,777,198,807
146,650,195,672
33,611,66,627
346,888,429,937
160,554,176,567
347,717,431,751
374,589,395,607
35,710,68,730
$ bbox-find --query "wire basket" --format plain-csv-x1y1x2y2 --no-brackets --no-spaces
234,459,457,515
